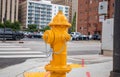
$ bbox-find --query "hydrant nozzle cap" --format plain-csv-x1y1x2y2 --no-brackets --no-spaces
49,11,71,27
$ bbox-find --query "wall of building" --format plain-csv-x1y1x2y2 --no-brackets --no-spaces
52,4,69,20
72,0,78,20
19,0,69,29
88,0,101,35
77,0,99,35
77,0,89,34
108,0,114,18
77,0,114,35
52,0,72,22
0,0,2,21
19,0,26,3
19,1,27,28
0,0,19,23
72,0,78,32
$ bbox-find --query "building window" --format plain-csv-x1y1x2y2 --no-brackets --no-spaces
86,1,88,4
80,5,83,9
10,0,12,21
95,16,97,20
80,27,81,29
112,13,114,18
58,6,63,11
29,2,31,5
96,7,98,11
14,0,17,21
94,0,98,2
65,7,68,10
90,0,92,4
113,3,114,7
0,0,3,21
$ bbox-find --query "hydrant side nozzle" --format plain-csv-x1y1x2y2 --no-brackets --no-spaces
42,33,48,43
43,30,54,44
65,34,71,41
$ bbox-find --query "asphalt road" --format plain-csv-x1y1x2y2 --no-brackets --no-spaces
0,38,101,69
0,58,27,69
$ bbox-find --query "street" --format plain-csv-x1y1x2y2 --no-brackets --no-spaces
0,38,101,68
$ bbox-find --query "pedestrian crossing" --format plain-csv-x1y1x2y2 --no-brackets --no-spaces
0,43,47,58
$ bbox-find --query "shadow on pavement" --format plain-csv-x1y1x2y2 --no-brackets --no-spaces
0,58,28,69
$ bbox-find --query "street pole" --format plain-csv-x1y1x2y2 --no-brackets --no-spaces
3,17,6,42
2,0,7,42
110,0,120,77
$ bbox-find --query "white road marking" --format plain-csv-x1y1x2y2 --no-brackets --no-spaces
0,48,31,50
0,46,22,48
0,51,43,54
68,57,82,61
0,55,47,58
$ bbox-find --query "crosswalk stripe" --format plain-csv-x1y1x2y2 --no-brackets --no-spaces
0,43,47,58
0,55,47,58
0,48,31,50
0,44,11,45
0,51,43,54
0,46,22,47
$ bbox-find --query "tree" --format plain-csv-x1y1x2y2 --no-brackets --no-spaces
4,20,12,28
12,21,21,30
0,20,22,30
71,12,76,32
0,22,4,28
28,24,37,32
43,26,50,31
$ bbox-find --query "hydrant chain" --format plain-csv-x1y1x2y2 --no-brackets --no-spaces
44,30,67,55
44,41,66,55
45,42,52,57
51,30,67,54
52,43,66,54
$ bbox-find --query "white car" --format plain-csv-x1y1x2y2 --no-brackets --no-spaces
81,35,89,40
70,32,81,40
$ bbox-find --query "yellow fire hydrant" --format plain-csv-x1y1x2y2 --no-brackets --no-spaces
43,11,72,77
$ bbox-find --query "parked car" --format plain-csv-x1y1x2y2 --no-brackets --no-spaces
81,35,89,40
27,32,34,38
88,35,93,40
70,32,81,40
0,28,24,40
33,32,44,38
92,34,101,40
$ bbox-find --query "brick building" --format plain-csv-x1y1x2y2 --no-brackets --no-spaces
19,0,26,3
108,0,114,18
77,0,114,35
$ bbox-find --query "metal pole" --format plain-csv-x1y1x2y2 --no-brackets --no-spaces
110,0,120,77
3,17,6,42
2,0,7,42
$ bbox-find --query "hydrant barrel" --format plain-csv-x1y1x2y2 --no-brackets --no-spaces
43,11,72,77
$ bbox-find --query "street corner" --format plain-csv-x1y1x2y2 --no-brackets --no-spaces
68,55,112,65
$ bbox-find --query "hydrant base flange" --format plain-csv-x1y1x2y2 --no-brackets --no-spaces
45,64,71,73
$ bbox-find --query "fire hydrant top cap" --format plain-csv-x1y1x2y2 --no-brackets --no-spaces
48,11,71,27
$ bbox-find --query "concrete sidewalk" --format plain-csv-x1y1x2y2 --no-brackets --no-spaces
0,55,112,77
68,61,112,77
